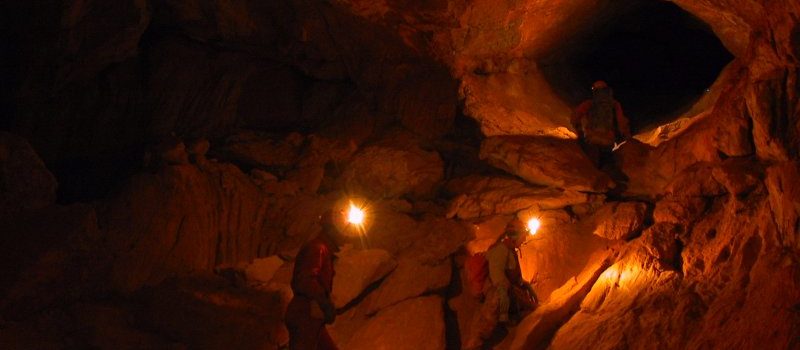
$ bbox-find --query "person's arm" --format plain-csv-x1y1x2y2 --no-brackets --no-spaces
615,101,631,139
573,101,591,139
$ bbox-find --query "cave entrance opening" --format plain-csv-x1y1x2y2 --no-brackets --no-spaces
539,0,733,134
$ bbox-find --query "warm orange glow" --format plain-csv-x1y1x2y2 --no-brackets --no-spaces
527,218,541,236
347,203,365,225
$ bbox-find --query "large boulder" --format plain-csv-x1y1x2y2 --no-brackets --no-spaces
0,132,57,214
445,175,592,219
401,216,472,264
460,64,575,137
587,201,649,241
362,258,451,315
480,136,614,192
331,247,396,308
243,256,285,284
341,140,444,199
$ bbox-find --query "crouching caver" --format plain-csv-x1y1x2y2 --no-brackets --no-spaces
285,210,346,350
465,219,534,350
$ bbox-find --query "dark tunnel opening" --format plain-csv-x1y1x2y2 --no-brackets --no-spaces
540,0,734,133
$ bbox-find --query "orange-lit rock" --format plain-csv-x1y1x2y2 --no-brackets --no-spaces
510,250,616,349
341,140,444,199
460,64,574,137
480,136,614,192
403,217,472,264
547,248,684,350
243,256,285,284
516,217,611,300
363,257,451,315
331,247,396,308
587,201,649,241
345,296,445,350
445,175,591,219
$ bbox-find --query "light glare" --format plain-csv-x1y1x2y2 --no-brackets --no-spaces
347,203,365,225
527,218,541,236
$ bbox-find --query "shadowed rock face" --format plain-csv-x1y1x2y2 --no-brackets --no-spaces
1,0,799,349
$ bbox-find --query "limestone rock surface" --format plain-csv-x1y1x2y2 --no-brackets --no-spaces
547,249,684,350
460,66,574,137
480,136,613,192
244,256,285,284
510,250,616,350
363,258,451,315
341,141,443,199
104,162,283,293
588,201,649,241
402,217,472,264
331,247,396,308
345,296,445,350
445,175,591,219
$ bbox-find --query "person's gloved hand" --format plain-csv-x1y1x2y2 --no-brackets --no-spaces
320,298,337,325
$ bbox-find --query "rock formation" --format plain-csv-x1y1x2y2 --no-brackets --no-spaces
1,0,798,349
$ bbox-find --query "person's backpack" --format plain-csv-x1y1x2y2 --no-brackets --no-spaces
584,89,617,146
465,252,488,298
465,236,518,298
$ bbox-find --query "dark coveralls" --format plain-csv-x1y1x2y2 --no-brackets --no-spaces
286,237,338,350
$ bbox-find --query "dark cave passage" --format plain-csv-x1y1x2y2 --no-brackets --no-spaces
540,0,733,133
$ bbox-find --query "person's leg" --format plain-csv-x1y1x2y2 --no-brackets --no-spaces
318,328,339,350
580,141,601,168
286,297,325,350
598,147,615,171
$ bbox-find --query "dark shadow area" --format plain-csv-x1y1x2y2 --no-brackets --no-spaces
540,0,733,133
52,152,143,204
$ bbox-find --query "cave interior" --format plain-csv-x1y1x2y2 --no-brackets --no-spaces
0,0,798,349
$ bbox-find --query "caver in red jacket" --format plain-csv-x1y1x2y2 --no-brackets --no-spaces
285,235,338,350
571,81,631,147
